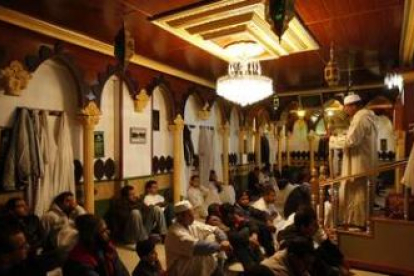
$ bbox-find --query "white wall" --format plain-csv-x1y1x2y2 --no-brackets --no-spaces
152,86,173,157
291,119,309,151
122,84,152,178
377,115,395,152
0,60,82,160
95,76,119,179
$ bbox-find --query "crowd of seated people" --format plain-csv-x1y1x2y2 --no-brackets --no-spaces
0,165,345,276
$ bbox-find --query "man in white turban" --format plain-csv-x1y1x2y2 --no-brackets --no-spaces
339,94,378,228
165,200,232,276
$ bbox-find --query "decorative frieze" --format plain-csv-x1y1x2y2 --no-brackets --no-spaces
0,60,32,96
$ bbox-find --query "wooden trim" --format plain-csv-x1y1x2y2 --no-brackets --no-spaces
347,258,414,276
0,6,215,88
321,159,408,186
371,216,414,226
278,83,385,97
400,0,414,66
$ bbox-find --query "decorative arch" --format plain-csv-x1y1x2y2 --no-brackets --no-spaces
182,87,207,119
91,64,138,109
146,76,175,123
24,43,87,108
246,105,271,127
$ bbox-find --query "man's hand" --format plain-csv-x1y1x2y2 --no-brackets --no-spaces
219,240,232,253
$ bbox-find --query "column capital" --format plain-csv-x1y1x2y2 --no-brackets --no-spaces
79,101,101,126
307,132,316,141
219,122,230,135
134,88,150,113
198,103,210,120
169,114,184,131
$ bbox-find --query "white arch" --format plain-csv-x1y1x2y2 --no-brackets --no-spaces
153,86,173,157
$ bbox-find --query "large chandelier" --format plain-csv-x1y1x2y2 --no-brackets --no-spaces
216,42,273,106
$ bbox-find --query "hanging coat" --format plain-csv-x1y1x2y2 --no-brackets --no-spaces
53,115,75,197
2,108,41,191
34,112,55,216
183,125,195,166
339,109,378,227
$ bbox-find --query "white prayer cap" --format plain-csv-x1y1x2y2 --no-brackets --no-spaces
174,200,193,213
344,94,362,105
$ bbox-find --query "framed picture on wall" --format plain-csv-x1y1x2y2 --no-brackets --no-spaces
153,110,160,131
130,127,146,144
94,131,105,158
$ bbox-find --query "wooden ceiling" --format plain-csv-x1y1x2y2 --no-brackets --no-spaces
0,0,405,91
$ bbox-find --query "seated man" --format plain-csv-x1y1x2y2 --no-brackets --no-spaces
278,205,346,276
133,239,166,276
252,186,284,230
165,200,232,276
105,185,166,244
0,223,62,276
64,214,129,276
277,205,326,248
247,167,263,200
234,190,276,257
143,180,173,227
187,175,209,218
261,237,315,276
2,197,45,256
42,191,86,251
225,206,264,271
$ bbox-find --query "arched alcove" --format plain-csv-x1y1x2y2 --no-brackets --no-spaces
0,59,82,158
0,59,81,213
95,75,120,180
153,86,173,158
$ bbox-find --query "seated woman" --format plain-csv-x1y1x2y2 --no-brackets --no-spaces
64,214,129,276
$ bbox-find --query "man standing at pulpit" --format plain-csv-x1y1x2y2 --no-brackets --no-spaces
340,94,378,228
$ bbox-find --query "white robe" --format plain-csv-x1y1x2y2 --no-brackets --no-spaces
53,115,75,197
402,144,414,190
34,112,54,216
188,186,209,218
165,220,221,276
339,109,378,226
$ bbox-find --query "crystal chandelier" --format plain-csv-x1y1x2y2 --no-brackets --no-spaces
217,59,273,106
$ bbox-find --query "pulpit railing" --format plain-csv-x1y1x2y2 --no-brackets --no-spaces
310,160,409,234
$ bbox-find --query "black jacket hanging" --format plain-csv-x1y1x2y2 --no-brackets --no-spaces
183,125,195,166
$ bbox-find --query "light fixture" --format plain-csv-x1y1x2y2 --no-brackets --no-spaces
225,41,265,60
311,115,318,122
217,60,273,106
296,109,306,118
324,42,340,87
151,0,319,62
326,110,334,117
216,41,273,106
384,73,403,91
385,72,404,104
